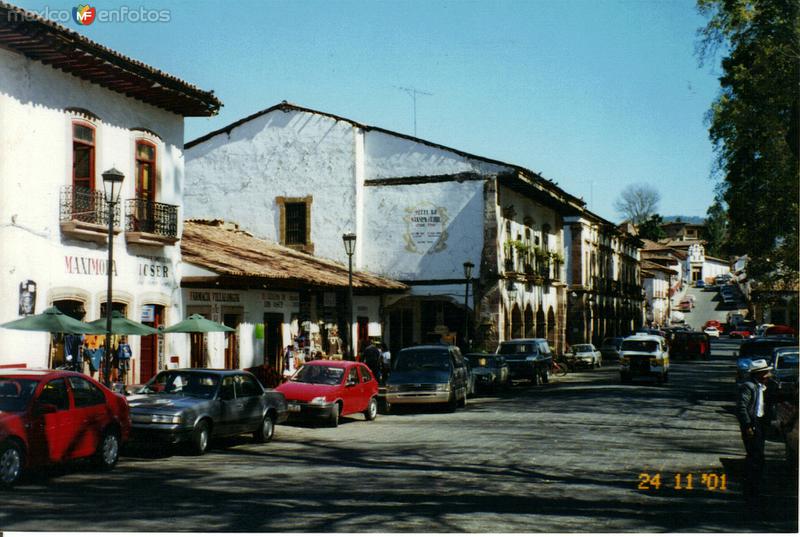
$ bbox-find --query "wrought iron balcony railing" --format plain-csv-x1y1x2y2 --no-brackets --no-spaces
60,186,120,227
125,198,178,238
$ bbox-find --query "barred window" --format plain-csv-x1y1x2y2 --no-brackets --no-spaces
285,202,307,245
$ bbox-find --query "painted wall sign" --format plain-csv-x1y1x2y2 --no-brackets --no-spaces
64,256,117,276
403,203,449,253
141,305,155,322
262,292,299,312
189,291,240,303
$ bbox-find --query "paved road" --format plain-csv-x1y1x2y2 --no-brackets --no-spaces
2,341,796,533
679,283,747,329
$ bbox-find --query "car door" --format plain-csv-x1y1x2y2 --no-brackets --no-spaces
358,365,374,407
234,374,264,432
66,375,107,458
29,378,74,463
217,375,238,436
450,349,466,397
342,366,361,415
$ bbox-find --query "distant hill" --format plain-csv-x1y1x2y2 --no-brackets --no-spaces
661,215,705,225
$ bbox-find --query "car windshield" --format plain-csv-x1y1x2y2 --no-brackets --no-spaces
621,340,658,352
572,345,593,353
497,343,536,355
291,364,345,385
0,377,39,412
394,349,451,372
141,371,219,399
776,352,799,370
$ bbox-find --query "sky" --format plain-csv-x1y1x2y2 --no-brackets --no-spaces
17,0,724,222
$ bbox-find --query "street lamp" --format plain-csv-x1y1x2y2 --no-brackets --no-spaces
342,233,356,360
101,168,124,387
462,261,474,352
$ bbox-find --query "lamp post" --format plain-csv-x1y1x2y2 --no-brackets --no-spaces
462,261,474,352
507,282,517,340
101,168,124,387
342,233,356,360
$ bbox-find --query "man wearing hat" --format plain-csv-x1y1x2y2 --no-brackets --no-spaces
736,358,774,500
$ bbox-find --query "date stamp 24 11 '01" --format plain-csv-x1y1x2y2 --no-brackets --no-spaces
638,472,728,492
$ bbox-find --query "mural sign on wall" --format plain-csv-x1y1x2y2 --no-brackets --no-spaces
403,203,449,254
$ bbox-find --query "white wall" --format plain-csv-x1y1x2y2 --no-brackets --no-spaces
0,48,185,372
184,109,358,264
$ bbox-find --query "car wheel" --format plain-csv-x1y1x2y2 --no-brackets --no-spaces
94,429,120,471
0,441,23,488
328,403,341,427
382,399,393,414
190,420,211,455
364,397,378,421
254,413,275,443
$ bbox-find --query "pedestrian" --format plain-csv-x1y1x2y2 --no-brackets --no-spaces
282,345,295,380
380,342,391,384
736,358,774,503
362,340,382,383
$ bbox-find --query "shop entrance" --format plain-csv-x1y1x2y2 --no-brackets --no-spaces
49,299,87,369
187,307,211,368
357,316,369,357
263,313,284,370
140,304,164,383
223,311,241,369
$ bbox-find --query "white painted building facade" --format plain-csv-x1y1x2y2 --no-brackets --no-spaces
0,8,220,381
185,103,585,353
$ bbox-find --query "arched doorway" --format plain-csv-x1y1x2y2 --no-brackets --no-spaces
524,305,534,338
536,307,545,338
511,305,522,339
547,306,556,345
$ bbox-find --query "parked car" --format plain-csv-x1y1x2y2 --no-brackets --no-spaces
670,331,710,360
384,345,469,411
703,326,721,338
495,338,553,384
765,324,797,337
695,279,705,288
735,337,799,382
677,300,693,312
277,360,378,426
619,334,670,384
703,320,722,330
772,346,799,394
464,353,510,393
129,369,287,453
566,343,603,368
0,369,130,487
728,328,752,339
600,337,624,361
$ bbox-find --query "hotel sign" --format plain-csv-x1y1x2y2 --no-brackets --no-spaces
403,203,449,254
65,256,117,276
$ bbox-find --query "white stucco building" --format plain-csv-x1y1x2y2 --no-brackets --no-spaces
0,5,220,381
642,260,677,327
185,102,597,354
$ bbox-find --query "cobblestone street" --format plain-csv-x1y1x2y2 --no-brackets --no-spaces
2,339,796,533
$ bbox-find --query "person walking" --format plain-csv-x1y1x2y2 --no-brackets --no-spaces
736,358,774,503
380,342,391,385
362,341,382,384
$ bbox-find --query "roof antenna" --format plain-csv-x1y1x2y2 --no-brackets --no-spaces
394,85,433,137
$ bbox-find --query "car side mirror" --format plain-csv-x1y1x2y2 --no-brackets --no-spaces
35,402,58,415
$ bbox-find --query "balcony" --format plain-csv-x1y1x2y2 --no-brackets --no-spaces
60,186,120,244
125,198,179,246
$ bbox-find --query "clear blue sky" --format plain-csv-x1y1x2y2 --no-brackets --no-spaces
18,0,722,222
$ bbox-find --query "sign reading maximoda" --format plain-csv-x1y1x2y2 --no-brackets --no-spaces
64,256,117,276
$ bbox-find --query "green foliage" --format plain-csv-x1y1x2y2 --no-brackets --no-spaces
702,195,729,258
697,0,799,285
637,214,666,241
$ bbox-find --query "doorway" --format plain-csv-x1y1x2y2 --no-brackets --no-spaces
140,304,164,383
223,310,242,369
357,316,369,357
50,299,87,369
263,313,284,370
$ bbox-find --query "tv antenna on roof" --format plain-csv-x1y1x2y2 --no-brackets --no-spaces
394,85,433,137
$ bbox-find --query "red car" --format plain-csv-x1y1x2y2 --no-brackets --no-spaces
276,360,379,427
729,329,752,339
703,320,722,329
766,325,797,337
0,369,130,487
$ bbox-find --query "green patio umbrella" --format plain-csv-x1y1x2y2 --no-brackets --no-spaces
160,314,235,333
87,311,159,336
0,306,104,334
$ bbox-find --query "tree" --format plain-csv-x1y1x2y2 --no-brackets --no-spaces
702,195,729,259
697,0,799,285
638,214,666,242
613,183,661,225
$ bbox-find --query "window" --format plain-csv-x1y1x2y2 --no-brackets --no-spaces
285,202,307,244
347,367,359,385
67,376,105,407
135,140,156,201
235,375,262,398
360,366,372,383
39,379,69,410
276,196,313,252
72,122,95,192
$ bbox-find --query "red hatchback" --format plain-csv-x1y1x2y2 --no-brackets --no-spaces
276,360,379,427
0,369,130,487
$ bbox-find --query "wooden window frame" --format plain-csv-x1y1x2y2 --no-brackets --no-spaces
72,121,96,192
135,139,158,202
276,196,314,254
